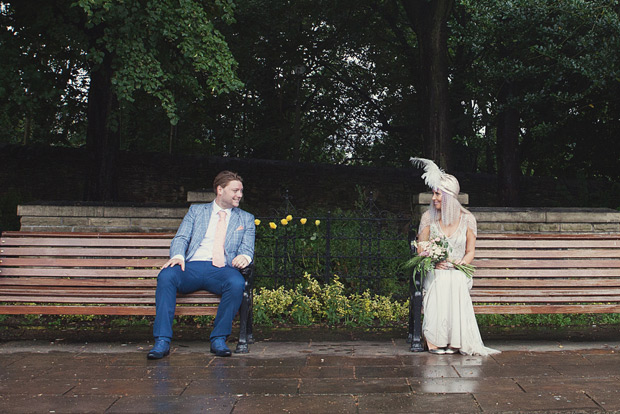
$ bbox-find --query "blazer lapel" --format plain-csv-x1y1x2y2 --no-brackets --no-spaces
225,208,240,249
196,203,211,239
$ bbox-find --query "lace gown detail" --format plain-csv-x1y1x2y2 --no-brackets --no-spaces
418,210,499,356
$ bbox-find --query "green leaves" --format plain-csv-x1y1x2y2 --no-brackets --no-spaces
73,0,242,123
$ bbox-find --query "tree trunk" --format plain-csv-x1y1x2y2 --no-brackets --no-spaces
23,116,31,145
496,81,521,206
84,54,120,201
401,0,454,170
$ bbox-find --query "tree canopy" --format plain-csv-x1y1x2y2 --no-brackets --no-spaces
2,0,620,203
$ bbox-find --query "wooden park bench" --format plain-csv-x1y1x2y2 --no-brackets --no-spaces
0,231,255,353
408,233,620,351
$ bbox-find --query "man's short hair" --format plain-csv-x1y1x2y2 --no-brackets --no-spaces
213,171,243,191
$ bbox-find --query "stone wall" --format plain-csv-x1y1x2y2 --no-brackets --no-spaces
19,199,620,234
18,203,188,233
472,207,620,233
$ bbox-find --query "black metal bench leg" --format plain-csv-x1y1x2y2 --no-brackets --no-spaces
247,288,254,344
410,270,424,352
407,282,414,343
235,290,251,353
235,265,254,354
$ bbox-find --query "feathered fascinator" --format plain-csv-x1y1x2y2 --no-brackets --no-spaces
410,157,444,191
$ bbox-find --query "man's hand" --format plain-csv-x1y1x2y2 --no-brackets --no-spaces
232,255,249,269
162,257,185,271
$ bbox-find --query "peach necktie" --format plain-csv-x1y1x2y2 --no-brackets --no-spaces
212,210,227,267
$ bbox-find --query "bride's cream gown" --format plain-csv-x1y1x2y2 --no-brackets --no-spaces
419,211,500,356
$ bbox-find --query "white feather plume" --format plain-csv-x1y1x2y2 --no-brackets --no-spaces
409,157,444,190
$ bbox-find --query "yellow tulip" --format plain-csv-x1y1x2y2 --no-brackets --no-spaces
300,218,307,225
254,219,261,226
280,218,288,226
315,220,321,226
269,222,277,229
286,214,293,222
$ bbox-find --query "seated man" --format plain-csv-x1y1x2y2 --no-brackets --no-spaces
148,170,255,359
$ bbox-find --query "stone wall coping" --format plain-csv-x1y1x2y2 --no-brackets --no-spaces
18,203,189,218
469,207,620,223
187,191,215,202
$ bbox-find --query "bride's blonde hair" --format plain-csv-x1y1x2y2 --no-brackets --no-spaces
430,174,468,226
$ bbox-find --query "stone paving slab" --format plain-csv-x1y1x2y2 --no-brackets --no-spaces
1,338,620,413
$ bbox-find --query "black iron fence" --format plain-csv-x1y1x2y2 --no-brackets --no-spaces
253,193,413,299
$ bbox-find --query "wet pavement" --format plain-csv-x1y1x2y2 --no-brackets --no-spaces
1,333,620,413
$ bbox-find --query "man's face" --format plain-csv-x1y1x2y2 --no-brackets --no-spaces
216,180,243,209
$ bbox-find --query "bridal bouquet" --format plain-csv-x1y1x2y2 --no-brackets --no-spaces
404,237,475,283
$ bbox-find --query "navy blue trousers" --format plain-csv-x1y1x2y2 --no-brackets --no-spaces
153,261,245,341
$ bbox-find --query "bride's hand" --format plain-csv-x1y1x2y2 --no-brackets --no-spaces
435,261,452,270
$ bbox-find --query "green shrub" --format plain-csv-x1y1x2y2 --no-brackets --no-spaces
253,273,410,327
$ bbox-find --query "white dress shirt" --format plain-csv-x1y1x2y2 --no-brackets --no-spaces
189,203,231,262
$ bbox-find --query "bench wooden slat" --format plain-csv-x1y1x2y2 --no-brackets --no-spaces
2,231,174,238
476,240,620,248
477,233,620,240
2,237,173,247
0,268,160,277
471,296,620,303
0,258,165,267
0,305,216,316
473,304,620,314
473,288,620,296
474,268,620,277
476,249,620,258
0,247,170,257
474,278,620,287
0,286,216,296
0,295,220,304
472,258,620,268
0,278,158,287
